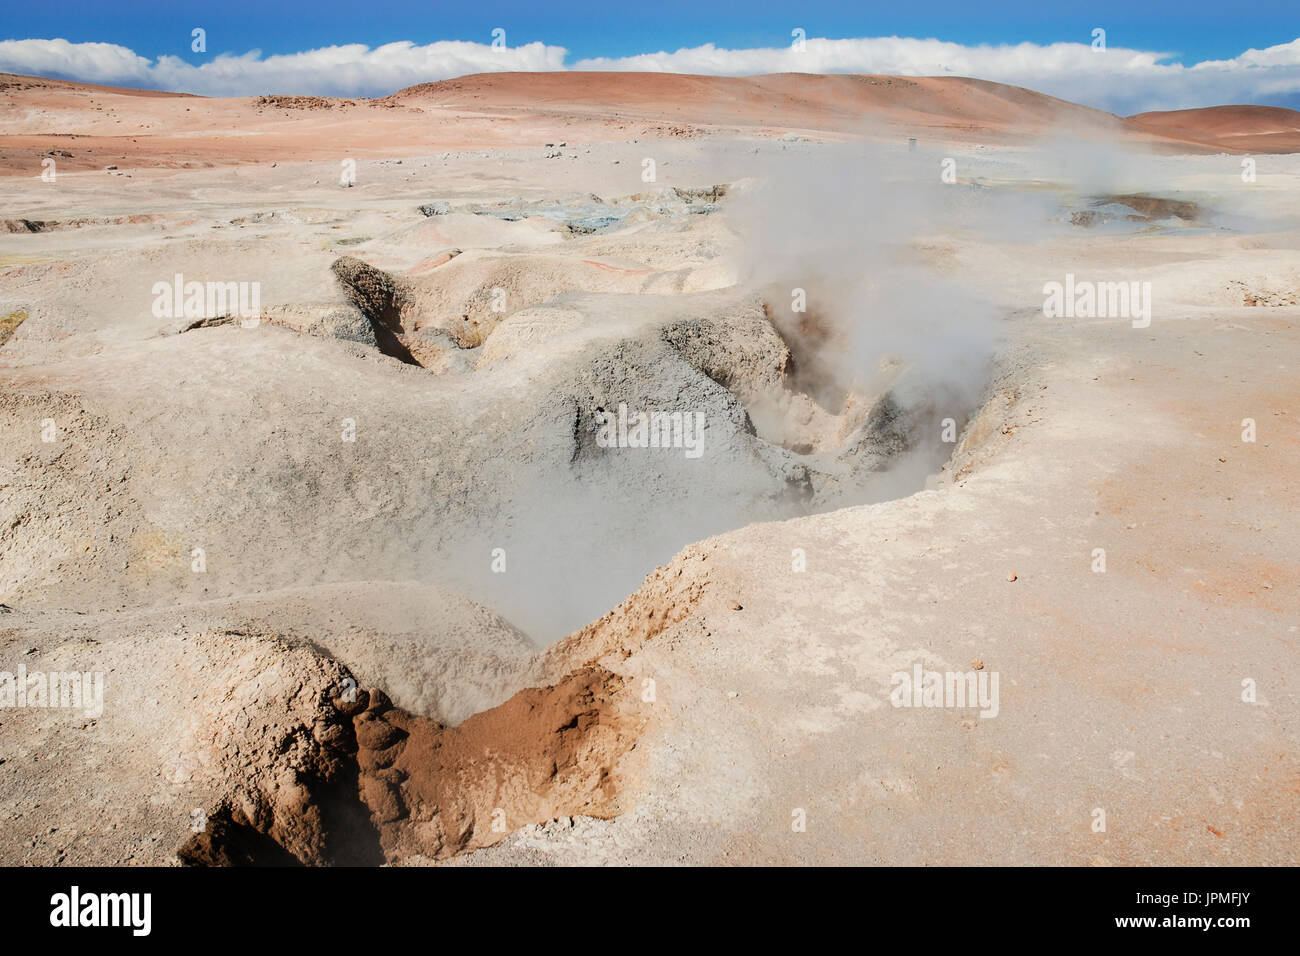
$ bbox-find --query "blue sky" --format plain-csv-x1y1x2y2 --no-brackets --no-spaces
2,0,1295,64
2,0,1299,112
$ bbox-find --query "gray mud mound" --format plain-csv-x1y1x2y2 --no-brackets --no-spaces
0,281,942,642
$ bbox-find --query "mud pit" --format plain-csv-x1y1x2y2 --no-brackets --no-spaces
0,154,983,652
2,123,1297,867
177,666,634,865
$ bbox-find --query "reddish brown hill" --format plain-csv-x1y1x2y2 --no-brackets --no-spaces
1,70,1295,176
388,71,1121,138
1125,105,1300,154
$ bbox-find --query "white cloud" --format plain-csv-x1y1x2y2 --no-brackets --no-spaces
1,34,1298,113
0,38,155,86
0,37,567,98
575,37,1300,114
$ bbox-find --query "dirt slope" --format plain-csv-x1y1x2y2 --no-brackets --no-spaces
1125,104,1300,154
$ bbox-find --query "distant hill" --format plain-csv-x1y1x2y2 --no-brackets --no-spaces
387,71,1123,140
1125,104,1300,154
1,70,1295,177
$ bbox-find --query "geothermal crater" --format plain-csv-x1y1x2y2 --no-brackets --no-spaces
0,165,988,865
